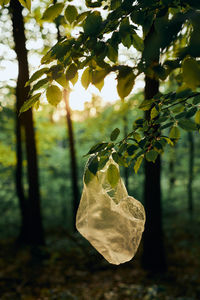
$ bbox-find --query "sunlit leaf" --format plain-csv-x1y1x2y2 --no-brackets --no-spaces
18,0,31,10
134,155,144,173
169,126,180,140
64,5,78,24
46,85,62,106
70,72,78,86
107,163,120,188
19,93,41,114
26,68,49,86
30,78,49,94
0,0,10,6
195,110,200,124
56,74,69,88
81,67,92,89
150,106,159,119
66,64,77,80
42,3,64,21
117,68,135,99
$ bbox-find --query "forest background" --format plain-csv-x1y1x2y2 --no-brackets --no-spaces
0,0,200,299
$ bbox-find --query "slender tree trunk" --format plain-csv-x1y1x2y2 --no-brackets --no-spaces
63,89,80,231
142,23,166,272
123,114,129,192
10,0,44,245
15,112,28,237
188,132,194,216
169,146,176,191
142,76,166,272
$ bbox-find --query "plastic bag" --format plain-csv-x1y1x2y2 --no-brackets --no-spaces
76,157,145,265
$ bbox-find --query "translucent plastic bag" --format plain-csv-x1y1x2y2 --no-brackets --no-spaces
76,157,145,265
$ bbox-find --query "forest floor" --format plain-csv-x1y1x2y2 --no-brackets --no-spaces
0,213,200,300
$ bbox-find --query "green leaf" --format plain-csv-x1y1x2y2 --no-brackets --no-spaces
26,68,49,86
169,126,180,140
182,57,200,89
195,110,200,124
134,155,144,173
107,45,118,62
87,142,108,155
193,95,200,105
132,34,144,51
139,99,154,111
0,0,10,7
42,3,64,21
95,80,104,91
110,128,120,141
65,64,77,80
18,0,31,10
160,121,174,130
88,156,99,174
19,93,41,114
186,107,197,118
64,5,78,24
127,144,138,156
70,72,78,86
151,106,159,119
81,67,92,89
98,156,109,171
46,85,62,106
107,163,120,188
163,137,174,146
83,11,102,36
117,68,135,99
84,168,95,185
146,150,158,162
178,119,197,131
92,69,108,84
75,11,89,25
30,78,49,94
55,74,69,88
112,152,126,167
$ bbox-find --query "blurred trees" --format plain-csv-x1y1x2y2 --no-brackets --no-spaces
10,0,44,245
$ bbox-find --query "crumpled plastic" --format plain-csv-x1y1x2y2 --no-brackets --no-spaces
76,157,145,265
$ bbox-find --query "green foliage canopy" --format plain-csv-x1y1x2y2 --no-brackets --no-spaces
3,0,200,175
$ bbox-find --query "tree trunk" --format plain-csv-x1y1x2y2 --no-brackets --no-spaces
63,89,80,231
169,146,176,191
123,114,129,192
142,75,166,273
188,132,194,216
10,0,44,245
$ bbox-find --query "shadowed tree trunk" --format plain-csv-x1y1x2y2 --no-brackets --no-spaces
188,132,194,216
123,114,129,192
142,24,166,273
169,146,176,192
63,89,80,231
10,0,44,245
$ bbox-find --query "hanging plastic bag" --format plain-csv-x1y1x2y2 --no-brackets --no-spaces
76,156,145,265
